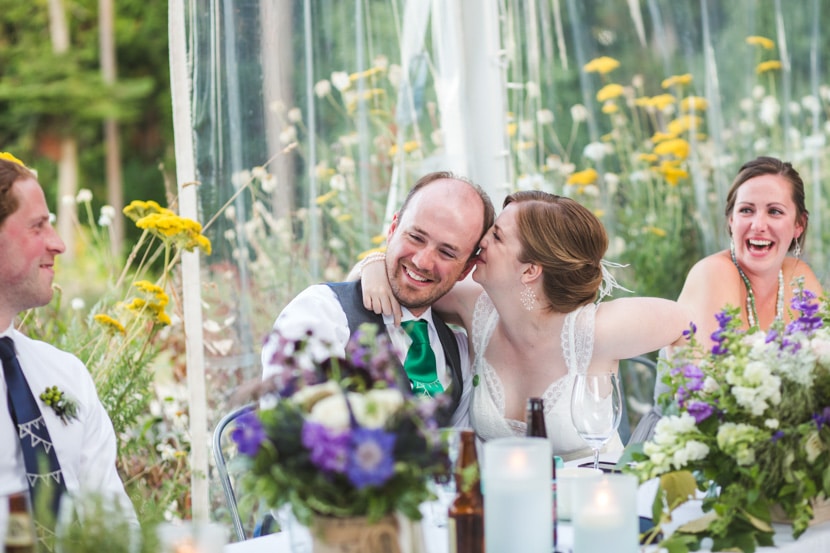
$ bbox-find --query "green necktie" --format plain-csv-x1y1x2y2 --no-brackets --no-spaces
401,319,443,397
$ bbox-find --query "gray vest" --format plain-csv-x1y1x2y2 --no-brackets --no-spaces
326,281,463,424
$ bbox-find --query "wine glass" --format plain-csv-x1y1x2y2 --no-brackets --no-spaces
430,427,462,527
570,372,622,470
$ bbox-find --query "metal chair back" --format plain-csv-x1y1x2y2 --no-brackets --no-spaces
213,403,256,542
618,355,658,444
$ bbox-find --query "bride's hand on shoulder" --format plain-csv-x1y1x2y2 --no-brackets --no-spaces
361,256,402,325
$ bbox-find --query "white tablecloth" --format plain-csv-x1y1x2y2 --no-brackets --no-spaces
223,453,830,553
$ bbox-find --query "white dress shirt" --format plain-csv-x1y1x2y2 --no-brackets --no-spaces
0,326,134,515
262,284,472,428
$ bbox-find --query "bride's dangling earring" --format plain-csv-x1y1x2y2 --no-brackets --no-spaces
730,237,736,258
793,237,802,258
520,284,537,311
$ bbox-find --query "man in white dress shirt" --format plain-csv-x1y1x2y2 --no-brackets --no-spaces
263,172,494,427
0,155,134,519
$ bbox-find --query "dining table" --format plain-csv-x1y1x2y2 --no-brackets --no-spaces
222,453,830,553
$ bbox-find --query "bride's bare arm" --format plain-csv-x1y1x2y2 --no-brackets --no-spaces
349,254,404,325
433,273,484,331
355,255,483,329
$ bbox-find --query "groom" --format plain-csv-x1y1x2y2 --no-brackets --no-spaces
263,171,494,426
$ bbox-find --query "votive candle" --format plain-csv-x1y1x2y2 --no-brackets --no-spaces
483,437,552,553
572,474,638,553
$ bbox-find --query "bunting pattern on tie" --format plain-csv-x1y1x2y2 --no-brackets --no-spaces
401,319,443,397
1,336,66,520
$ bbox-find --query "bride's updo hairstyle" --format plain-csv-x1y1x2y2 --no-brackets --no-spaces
504,191,606,312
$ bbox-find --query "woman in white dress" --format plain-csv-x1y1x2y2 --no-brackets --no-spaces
360,191,691,460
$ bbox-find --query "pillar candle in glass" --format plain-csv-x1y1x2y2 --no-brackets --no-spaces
483,437,552,553
572,474,638,553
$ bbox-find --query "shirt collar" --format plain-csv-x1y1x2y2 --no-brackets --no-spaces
383,306,434,326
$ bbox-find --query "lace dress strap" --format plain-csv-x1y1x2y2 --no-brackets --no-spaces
471,292,498,362
560,303,597,375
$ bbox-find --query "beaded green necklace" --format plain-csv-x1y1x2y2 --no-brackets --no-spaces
730,248,784,328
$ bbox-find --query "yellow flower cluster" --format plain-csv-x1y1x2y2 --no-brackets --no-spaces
578,59,699,188
124,280,172,326
566,168,599,192
94,279,172,335
756,60,782,74
93,313,126,335
123,200,212,255
387,140,421,157
583,56,620,75
746,35,775,50
596,83,624,102
661,73,692,89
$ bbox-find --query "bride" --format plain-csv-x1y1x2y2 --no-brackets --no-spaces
360,191,690,460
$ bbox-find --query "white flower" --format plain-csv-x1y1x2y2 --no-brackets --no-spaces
788,101,801,116
61,194,75,206
804,133,826,152
279,126,298,145
261,174,277,193
373,55,389,71
525,81,540,98
337,157,355,174
359,389,404,428
252,166,268,180
759,96,780,127
583,141,609,161
802,95,820,114
571,104,589,122
329,174,347,191
70,297,85,311
314,79,331,98
702,376,720,393
307,391,351,431
805,431,823,463
431,129,443,148
739,97,754,113
388,64,402,89
76,189,93,203
764,418,779,429
536,109,554,125
288,108,302,123
331,71,351,91
752,85,766,100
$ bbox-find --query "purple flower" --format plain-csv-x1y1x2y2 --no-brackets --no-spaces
231,411,265,456
346,428,396,489
771,431,785,443
302,421,351,473
686,401,714,423
812,407,830,431
787,289,823,335
682,322,697,340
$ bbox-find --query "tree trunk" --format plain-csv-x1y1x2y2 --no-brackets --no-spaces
100,0,124,258
49,0,78,261
260,0,295,220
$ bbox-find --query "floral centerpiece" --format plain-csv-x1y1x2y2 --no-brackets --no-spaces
231,322,448,548
629,287,830,553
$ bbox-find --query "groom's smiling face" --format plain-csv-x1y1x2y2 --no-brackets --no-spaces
384,179,483,316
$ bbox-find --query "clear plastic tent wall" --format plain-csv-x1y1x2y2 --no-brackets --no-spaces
176,0,830,492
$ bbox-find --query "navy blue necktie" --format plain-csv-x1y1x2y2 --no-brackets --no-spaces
1,337,66,519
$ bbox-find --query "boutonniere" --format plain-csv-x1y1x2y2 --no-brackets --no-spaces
39,386,79,424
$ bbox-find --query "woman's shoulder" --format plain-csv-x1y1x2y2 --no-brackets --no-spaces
783,257,823,293
686,250,734,278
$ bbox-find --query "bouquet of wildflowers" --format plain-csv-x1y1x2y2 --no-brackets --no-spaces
630,288,830,553
231,323,448,525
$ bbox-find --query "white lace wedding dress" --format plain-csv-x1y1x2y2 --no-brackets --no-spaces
468,292,624,462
